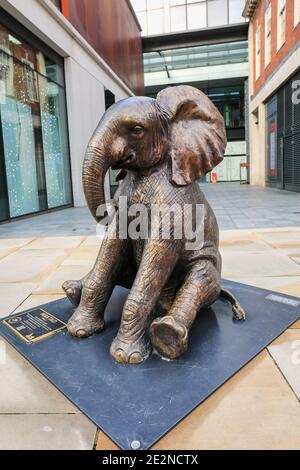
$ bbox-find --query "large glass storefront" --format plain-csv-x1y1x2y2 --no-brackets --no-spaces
0,14,72,221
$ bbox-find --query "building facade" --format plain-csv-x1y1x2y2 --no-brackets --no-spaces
0,0,143,222
244,0,300,192
131,0,249,184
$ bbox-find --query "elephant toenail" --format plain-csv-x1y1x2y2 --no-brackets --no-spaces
76,329,86,337
177,324,187,338
129,352,142,364
114,349,127,363
67,324,75,335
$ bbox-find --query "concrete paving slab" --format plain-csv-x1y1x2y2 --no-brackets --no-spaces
268,329,300,400
0,414,96,450
34,266,90,294
21,237,84,250
0,250,67,283
222,251,300,277
0,342,77,414
0,283,37,318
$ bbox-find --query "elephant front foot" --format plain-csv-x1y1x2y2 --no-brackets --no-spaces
67,307,104,338
150,316,188,360
62,280,82,307
110,334,151,364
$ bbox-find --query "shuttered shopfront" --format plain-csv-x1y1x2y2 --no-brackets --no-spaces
266,68,300,192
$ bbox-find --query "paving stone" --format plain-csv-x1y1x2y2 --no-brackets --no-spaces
0,250,67,283
220,239,273,254
96,432,119,451
21,237,84,250
14,294,65,313
34,266,90,294
273,280,300,297
258,231,300,248
0,341,77,414
0,238,34,249
80,235,104,246
67,245,100,261
61,258,95,267
0,238,34,260
222,251,300,277
230,276,300,292
0,414,96,450
268,329,300,400
0,283,37,318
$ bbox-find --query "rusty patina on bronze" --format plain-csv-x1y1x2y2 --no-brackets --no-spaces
62,85,246,364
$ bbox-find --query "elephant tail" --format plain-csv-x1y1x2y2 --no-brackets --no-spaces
219,288,246,321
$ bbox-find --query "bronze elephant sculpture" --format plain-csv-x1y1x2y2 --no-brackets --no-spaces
63,85,245,364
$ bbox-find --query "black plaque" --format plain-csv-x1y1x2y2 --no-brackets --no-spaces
3,309,67,344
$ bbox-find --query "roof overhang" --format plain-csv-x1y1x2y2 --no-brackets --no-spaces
142,23,249,53
243,0,259,19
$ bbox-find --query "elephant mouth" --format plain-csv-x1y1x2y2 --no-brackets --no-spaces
112,152,135,170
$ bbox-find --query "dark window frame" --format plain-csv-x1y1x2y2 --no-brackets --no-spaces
50,0,62,12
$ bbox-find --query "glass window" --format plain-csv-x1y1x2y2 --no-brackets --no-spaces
147,9,165,35
207,0,228,27
265,3,272,67
0,22,72,219
137,11,148,35
207,85,245,130
255,25,261,80
170,0,186,5
277,0,286,51
147,0,164,8
131,0,147,12
170,5,187,32
38,76,72,209
187,2,207,29
229,0,245,24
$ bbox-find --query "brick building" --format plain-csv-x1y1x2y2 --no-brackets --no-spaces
244,0,300,192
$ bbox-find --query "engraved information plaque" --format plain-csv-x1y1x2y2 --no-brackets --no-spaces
3,309,66,344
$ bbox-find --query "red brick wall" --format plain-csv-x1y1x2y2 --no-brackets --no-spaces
60,0,144,95
252,0,300,95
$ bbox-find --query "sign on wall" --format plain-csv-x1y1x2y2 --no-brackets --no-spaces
269,119,276,178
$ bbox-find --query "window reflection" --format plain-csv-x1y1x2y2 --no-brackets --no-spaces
0,22,71,220
38,76,72,209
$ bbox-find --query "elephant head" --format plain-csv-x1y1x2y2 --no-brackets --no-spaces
83,85,226,221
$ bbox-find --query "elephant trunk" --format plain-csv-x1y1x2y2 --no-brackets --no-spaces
82,126,111,223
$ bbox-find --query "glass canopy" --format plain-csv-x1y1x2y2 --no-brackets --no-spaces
144,40,248,87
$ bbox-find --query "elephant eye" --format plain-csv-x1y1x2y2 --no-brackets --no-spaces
131,125,144,135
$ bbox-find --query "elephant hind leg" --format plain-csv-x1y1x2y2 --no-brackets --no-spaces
150,260,220,360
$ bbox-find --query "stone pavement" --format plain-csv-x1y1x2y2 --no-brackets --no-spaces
0,184,299,450
202,182,300,230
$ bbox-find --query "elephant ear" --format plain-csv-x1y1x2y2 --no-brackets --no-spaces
157,85,227,186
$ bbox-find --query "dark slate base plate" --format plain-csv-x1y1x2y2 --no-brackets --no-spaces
1,279,300,450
